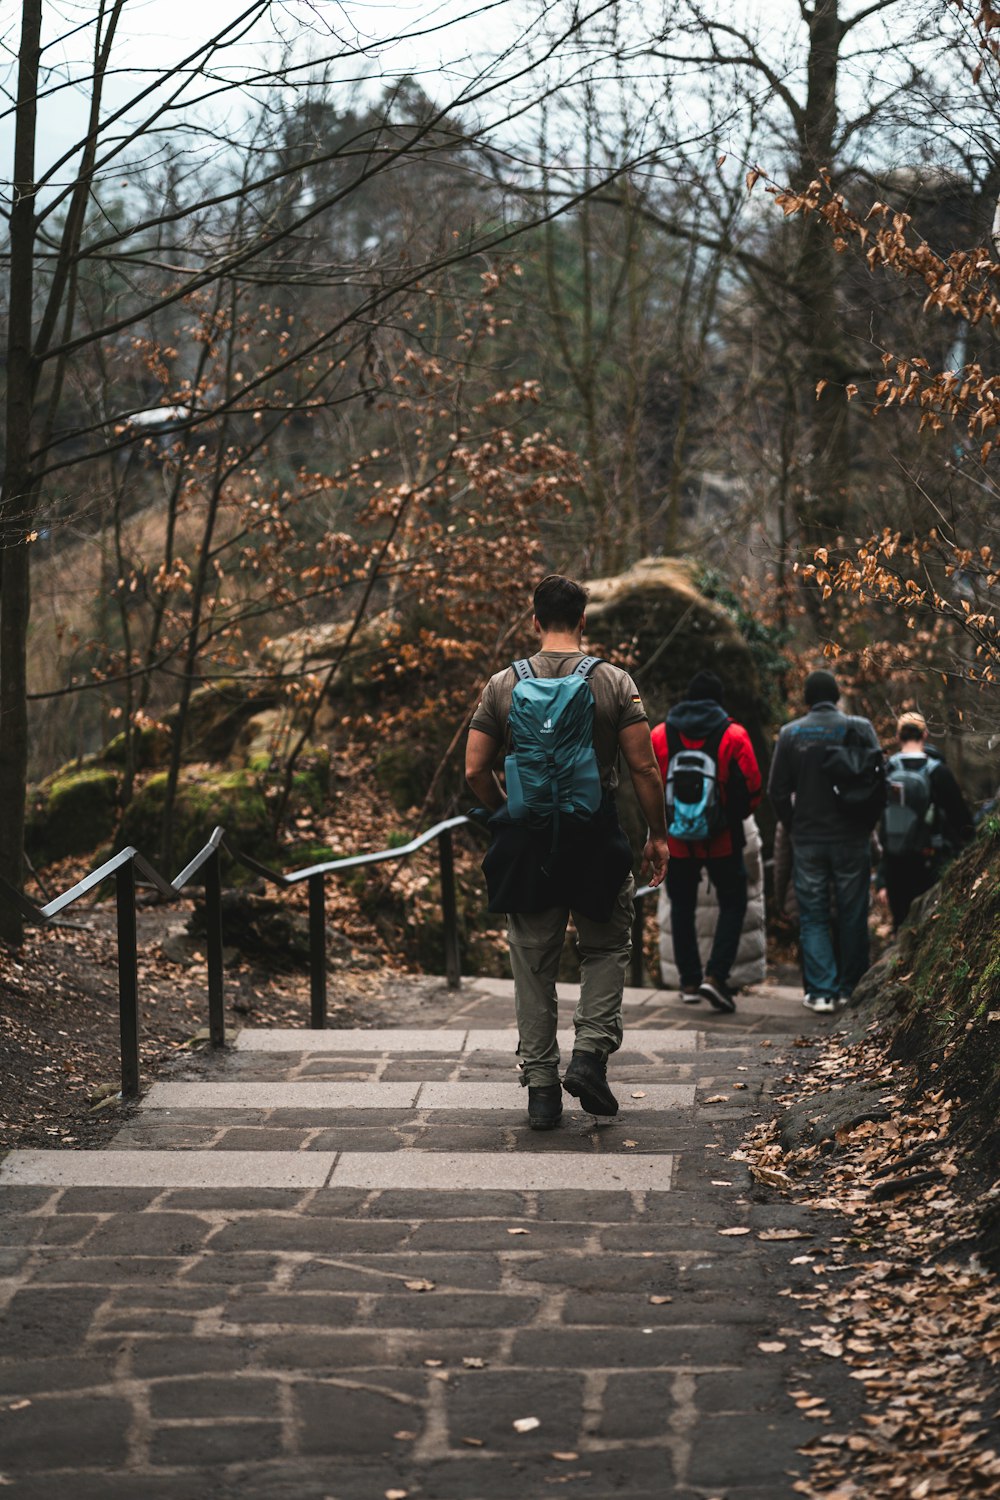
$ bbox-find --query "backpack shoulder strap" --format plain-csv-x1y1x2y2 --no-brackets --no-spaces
511,659,534,682
665,721,682,758
706,719,730,758
573,654,602,679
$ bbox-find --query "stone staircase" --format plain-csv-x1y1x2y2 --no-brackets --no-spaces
0,978,826,1499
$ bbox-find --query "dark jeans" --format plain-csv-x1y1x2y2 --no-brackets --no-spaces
667,853,748,988
793,837,871,1000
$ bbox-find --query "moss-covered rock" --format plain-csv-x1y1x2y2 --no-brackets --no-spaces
585,556,768,749
101,721,171,770
850,820,1000,1263
262,617,388,704
118,768,275,872
170,680,278,762
26,767,121,865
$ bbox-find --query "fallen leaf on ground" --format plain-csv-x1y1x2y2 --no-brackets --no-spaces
405,1279,435,1291
757,1228,813,1241
704,1094,730,1103
649,1295,673,1304
758,1340,787,1353
462,1357,487,1368
751,1165,793,1189
393,1429,416,1441
623,1139,637,1148
506,1227,529,1235
718,1226,751,1236
461,1437,484,1446
551,1452,579,1461
514,1416,541,1433
631,1091,646,1098
423,1358,443,1367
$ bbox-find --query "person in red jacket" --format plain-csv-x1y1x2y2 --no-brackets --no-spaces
651,671,763,1012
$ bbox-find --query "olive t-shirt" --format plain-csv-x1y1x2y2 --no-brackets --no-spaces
470,651,647,793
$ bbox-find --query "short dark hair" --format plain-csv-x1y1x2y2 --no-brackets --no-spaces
533,574,588,631
899,723,925,744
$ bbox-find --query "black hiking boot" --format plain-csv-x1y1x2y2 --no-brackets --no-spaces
562,1049,619,1117
527,1084,563,1131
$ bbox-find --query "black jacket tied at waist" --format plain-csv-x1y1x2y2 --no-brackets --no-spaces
482,796,632,922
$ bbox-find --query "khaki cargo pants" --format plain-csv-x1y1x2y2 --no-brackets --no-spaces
506,875,635,1088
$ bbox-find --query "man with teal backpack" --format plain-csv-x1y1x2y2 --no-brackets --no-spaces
466,575,668,1131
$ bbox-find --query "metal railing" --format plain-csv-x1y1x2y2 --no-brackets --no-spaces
0,817,475,1100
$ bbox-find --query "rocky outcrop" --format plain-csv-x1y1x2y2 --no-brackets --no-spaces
584,557,767,751
583,557,771,861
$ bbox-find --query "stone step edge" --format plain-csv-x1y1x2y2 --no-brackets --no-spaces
142,1081,697,1111
233,1028,700,1054
0,1149,674,1193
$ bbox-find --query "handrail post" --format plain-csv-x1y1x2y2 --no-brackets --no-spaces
629,891,645,989
309,873,326,1029
116,859,140,1099
205,847,225,1048
438,827,461,990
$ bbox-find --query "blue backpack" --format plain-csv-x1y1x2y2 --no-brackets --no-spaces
665,722,728,843
504,658,603,846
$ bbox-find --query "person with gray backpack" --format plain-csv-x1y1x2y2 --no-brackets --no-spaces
875,711,973,930
466,575,668,1131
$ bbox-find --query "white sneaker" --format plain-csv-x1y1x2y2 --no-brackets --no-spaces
679,987,702,1004
803,994,836,1014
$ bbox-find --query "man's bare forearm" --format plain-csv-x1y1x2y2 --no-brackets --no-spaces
631,762,668,841
467,770,503,810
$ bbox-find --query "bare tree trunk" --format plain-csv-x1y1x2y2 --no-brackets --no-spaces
0,0,42,943
795,0,851,542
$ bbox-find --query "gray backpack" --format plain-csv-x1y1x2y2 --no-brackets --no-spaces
882,754,936,857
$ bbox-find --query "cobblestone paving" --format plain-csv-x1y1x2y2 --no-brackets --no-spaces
0,979,841,1498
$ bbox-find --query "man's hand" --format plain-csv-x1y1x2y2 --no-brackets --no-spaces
641,835,668,888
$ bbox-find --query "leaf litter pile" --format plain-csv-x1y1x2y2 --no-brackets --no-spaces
741,1023,1000,1498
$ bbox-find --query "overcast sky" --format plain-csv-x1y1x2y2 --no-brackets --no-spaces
1,0,534,180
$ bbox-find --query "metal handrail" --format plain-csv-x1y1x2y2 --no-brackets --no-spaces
0,816,479,1099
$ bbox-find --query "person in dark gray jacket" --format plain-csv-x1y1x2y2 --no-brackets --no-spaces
767,670,880,1013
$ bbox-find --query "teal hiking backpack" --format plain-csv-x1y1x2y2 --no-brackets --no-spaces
504,657,604,852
